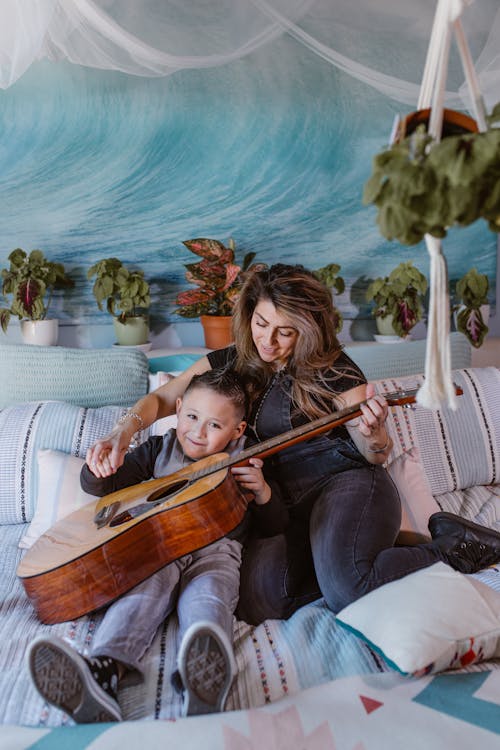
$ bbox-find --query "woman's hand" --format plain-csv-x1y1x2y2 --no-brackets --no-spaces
85,428,130,477
345,383,393,463
231,458,272,505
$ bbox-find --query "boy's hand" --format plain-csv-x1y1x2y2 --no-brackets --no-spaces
231,458,271,505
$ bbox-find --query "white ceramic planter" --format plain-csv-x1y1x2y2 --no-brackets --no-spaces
20,319,59,346
376,313,397,337
113,316,149,346
375,313,412,342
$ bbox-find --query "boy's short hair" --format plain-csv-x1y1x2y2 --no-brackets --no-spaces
184,368,249,421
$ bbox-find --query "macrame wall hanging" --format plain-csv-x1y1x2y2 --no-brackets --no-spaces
412,0,488,410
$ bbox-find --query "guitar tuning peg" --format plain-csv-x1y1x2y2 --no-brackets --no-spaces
402,403,416,410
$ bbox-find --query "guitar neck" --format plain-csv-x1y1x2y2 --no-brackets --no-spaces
189,386,428,480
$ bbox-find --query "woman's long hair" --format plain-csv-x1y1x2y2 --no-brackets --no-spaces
232,264,359,419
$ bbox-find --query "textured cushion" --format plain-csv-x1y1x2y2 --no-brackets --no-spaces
345,332,471,380
336,562,500,675
0,343,149,408
19,450,97,549
376,367,500,493
386,447,439,542
414,367,500,494
148,352,203,374
0,401,126,525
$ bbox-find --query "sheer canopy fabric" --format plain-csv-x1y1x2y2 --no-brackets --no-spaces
1,0,499,109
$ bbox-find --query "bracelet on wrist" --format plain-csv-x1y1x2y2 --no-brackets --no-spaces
370,437,390,454
118,411,145,433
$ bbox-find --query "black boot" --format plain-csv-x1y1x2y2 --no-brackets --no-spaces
429,511,500,574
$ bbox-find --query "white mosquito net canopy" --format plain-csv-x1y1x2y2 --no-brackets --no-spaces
1,0,498,409
0,0,499,110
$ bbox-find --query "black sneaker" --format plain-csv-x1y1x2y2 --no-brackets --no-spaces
429,511,500,574
28,636,122,723
177,622,236,716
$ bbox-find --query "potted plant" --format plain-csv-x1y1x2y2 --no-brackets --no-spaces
175,238,264,348
0,248,74,346
366,261,428,339
313,262,345,333
87,257,151,346
362,103,500,246
453,267,489,348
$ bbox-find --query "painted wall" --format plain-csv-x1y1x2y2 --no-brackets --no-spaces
0,31,497,348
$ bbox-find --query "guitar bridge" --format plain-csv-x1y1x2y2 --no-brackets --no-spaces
94,501,121,529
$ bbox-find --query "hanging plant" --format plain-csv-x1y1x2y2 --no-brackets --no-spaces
362,103,500,246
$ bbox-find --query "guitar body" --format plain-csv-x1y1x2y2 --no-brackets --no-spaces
17,453,247,624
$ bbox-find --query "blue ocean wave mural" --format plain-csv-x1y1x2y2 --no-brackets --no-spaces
0,32,496,327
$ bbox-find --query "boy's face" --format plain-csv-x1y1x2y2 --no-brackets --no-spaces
176,386,246,460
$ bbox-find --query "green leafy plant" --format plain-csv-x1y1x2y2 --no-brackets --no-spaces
313,262,345,332
0,248,74,333
366,261,428,337
362,102,500,245
313,263,345,295
87,257,151,322
175,238,265,318
454,267,489,348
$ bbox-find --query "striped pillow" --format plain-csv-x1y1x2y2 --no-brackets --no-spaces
0,401,125,525
413,367,500,494
377,367,500,495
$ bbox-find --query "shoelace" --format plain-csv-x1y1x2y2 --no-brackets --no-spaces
451,539,490,571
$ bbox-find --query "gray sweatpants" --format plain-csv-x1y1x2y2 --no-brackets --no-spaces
89,537,242,673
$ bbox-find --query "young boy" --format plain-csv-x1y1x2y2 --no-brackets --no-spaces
27,369,287,723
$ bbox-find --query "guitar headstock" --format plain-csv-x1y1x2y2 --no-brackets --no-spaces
384,384,463,407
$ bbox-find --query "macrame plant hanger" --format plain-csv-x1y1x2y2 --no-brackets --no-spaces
415,0,488,410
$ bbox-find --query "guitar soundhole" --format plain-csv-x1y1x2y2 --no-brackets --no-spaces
147,480,189,503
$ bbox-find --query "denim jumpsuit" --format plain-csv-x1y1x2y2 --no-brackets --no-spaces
233,367,447,624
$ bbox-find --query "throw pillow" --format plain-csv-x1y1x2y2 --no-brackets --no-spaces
147,371,178,435
147,352,203,374
386,447,439,543
336,562,500,675
0,401,126,525
0,343,149,408
19,450,97,549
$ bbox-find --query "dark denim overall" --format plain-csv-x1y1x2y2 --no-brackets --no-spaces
238,371,444,624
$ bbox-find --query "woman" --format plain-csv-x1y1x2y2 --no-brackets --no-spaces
88,264,500,623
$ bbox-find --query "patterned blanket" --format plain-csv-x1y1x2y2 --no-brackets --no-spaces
2,670,499,748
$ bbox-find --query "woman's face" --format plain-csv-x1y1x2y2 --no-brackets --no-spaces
250,298,298,369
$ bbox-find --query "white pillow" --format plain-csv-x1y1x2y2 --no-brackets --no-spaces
386,447,440,543
147,371,178,436
19,450,98,549
336,562,500,675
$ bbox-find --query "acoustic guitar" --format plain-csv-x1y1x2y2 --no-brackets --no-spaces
17,385,460,624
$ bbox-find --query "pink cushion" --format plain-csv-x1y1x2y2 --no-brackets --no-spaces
386,447,439,543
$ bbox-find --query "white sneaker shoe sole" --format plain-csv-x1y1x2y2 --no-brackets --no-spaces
177,622,236,716
28,636,122,723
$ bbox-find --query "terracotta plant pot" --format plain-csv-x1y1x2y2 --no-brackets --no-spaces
395,107,478,143
200,315,233,349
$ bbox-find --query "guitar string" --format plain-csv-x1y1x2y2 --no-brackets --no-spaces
183,386,419,483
